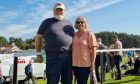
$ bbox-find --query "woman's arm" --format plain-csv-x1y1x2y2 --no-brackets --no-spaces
90,46,97,71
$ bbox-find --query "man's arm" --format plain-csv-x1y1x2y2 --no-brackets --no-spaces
35,34,43,63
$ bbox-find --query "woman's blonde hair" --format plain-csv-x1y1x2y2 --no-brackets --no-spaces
74,16,88,29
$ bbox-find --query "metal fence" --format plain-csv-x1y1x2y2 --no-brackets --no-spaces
11,48,140,84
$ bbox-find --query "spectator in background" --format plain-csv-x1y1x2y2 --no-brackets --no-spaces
106,42,116,79
124,51,140,75
0,61,3,84
112,35,123,80
127,50,134,66
133,52,140,74
24,59,36,84
95,38,107,82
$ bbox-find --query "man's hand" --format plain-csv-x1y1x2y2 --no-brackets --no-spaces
37,55,43,63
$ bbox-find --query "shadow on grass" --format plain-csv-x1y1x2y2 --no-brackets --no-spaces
105,76,140,84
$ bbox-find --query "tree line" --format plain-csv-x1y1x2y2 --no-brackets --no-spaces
0,31,140,50
0,37,35,50
95,31,140,48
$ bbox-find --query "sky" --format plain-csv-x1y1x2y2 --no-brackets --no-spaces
0,0,140,40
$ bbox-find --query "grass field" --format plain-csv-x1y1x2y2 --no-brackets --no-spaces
36,75,140,84
36,54,140,84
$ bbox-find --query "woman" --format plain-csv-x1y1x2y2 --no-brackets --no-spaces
72,16,97,84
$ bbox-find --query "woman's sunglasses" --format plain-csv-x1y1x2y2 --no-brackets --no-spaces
76,21,84,24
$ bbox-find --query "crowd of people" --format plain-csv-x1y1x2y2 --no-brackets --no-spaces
0,47,12,54
0,43,20,54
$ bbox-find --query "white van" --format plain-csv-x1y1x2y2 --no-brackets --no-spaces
0,54,14,82
9,63,46,81
1,54,46,82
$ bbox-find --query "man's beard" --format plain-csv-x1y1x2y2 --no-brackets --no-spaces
54,14,64,20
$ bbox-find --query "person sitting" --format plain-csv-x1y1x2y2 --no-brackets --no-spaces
124,52,140,75
127,50,134,66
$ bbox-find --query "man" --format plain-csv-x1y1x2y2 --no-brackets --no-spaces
35,2,74,84
112,35,122,80
24,59,36,84
95,38,107,82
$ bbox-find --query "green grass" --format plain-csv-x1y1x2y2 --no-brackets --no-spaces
104,75,140,84
36,54,140,84
36,75,140,84
35,78,46,84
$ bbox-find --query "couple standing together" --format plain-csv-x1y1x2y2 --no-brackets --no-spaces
35,2,97,84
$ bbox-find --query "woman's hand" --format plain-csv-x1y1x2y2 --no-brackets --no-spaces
90,63,95,71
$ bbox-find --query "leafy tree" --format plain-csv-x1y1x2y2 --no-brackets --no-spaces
95,31,140,48
2,31,140,49
0,36,8,46
8,37,22,48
